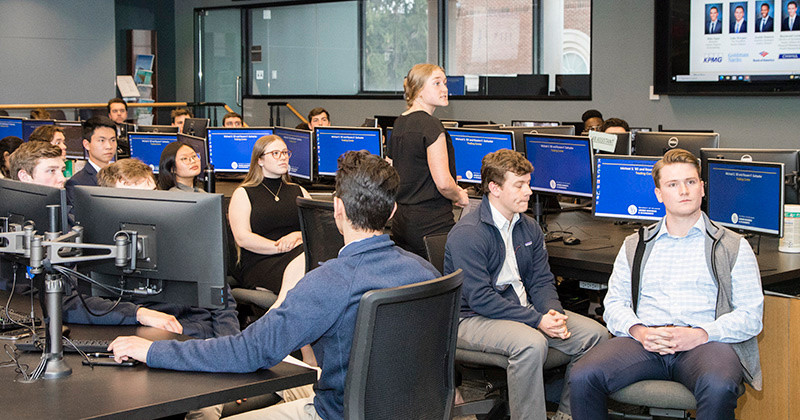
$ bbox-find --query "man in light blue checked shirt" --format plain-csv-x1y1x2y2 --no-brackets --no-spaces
569,149,763,420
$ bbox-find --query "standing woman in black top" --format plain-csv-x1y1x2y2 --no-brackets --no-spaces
387,63,469,257
228,135,310,294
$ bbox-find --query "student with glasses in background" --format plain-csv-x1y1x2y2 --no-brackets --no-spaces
157,142,205,192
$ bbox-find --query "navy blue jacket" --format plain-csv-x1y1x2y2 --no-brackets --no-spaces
146,234,439,420
65,163,98,206
444,196,563,328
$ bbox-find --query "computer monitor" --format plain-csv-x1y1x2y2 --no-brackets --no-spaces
315,126,383,177
592,155,665,221
0,178,68,235
446,76,466,96
181,118,209,139
442,121,459,128
54,121,86,159
177,133,209,175
207,127,274,173
386,127,392,143
633,132,720,158
511,120,560,127
525,125,577,136
524,134,594,197
700,148,799,205
462,124,504,130
447,128,515,184
629,127,652,153
128,133,178,173
441,119,492,127
706,159,784,236
22,119,55,141
0,116,23,139
73,186,228,309
274,127,313,181
136,125,180,134
373,115,398,134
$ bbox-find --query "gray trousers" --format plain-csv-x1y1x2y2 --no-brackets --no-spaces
224,396,321,420
458,309,608,420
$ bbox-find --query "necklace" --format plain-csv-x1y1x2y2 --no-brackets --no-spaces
262,179,282,201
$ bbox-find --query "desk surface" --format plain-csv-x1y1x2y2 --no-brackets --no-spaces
543,210,800,288
1,293,316,420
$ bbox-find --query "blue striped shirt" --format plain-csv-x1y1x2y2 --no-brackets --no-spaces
604,216,763,343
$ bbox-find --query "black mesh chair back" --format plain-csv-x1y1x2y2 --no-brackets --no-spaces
344,269,463,420
423,233,449,274
296,197,344,273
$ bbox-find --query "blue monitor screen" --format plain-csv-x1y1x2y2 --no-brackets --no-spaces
593,155,665,221
524,134,593,197
275,127,312,180
0,117,23,139
315,127,382,176
22,120,54,141
447,76,466,96
707,159,784,236
447,128,515,184
129,133,178,173
207,128,274,173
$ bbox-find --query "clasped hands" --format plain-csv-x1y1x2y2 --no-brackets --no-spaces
537,309,571,339
629,324,709,355
275,231,303,253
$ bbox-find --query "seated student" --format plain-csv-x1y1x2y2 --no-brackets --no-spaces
228,135,309,293
8,141,66,188
0,136,24,179
569,149,763,420
61,158,240,341
600,117,629,134
307,107,331,130
222,111,243,128
29,108,51,120
295,122,310,130
28,125,67,159
157,142,204,192
581,109,604,134
171,108,193,132
65,116,118,206
445,149,607,420
109,150,441,420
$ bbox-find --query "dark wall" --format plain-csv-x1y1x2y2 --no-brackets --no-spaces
115,0,176,101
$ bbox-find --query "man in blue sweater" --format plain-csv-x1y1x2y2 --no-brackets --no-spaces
444,149,607,420
109,151,440,420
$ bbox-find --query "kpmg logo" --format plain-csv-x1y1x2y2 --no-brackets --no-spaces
704,54,723,63
759,51,769,57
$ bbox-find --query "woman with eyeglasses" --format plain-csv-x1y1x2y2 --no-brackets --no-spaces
157,142,205,192
228,135,310,294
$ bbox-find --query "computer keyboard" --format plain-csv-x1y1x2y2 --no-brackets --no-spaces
14,337,112,353
0,305,42,331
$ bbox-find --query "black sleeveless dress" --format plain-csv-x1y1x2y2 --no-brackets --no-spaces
238,177,304,292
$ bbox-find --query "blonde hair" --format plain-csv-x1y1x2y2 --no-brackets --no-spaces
98,158,156,187
652,148,701,188
238,135,290,188
403,63,445,108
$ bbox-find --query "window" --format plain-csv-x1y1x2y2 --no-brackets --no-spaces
363,0,435,92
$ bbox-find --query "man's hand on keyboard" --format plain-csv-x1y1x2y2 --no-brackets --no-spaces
108,336,153,364
136,307,183,334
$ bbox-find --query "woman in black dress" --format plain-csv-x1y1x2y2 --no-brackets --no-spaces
387,64,469,257
228,135,309,294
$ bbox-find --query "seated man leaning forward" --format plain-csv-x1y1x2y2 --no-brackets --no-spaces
569,148,763,420
445,149,607,420
109,150,440,420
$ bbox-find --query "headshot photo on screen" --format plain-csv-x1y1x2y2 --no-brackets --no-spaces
783,1,799,30
755,1,775,32
706,3,723,34
730,2,748,34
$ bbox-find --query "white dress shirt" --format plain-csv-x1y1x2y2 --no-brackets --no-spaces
489,201,528,306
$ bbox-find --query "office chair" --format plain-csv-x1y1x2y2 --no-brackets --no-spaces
422,234,572,419
0,110,8,116
296,197,344,273
609,380,745,419
343,269,463,420
222,196,278,327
